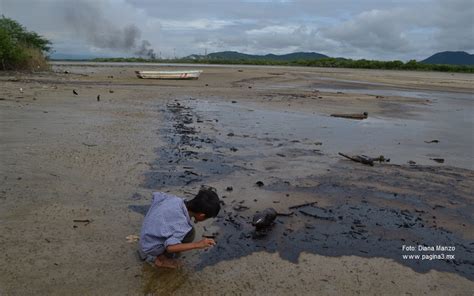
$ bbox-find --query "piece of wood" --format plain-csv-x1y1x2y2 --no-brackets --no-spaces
339,152,374,166
299,210,337,221
330,112,368,120
289,201,318,210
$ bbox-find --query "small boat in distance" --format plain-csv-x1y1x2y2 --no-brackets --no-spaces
135,70,203,80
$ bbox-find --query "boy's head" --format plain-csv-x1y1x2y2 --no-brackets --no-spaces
185,188,220,222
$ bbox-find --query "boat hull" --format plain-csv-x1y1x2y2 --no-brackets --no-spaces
135,70,202,80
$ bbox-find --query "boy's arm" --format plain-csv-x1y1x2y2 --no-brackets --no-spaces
166,238,215,253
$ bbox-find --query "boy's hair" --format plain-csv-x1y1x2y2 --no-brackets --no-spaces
185,188,220,218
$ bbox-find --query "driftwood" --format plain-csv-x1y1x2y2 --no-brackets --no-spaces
331,112,368,120
299,210,337,221
371,155,389,163
289,201,318,210
339,153,374,166
73,219,91,223
73,219,92,226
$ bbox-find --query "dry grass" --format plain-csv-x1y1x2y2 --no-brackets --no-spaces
18,46,51,71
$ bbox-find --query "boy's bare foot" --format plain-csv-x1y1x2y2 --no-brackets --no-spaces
154,255,181,269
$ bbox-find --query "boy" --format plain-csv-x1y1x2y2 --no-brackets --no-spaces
138,188,221,268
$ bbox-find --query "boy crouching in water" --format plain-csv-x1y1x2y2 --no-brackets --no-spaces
138,188,221,268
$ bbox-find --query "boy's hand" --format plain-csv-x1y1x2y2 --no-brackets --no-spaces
195,238,216,249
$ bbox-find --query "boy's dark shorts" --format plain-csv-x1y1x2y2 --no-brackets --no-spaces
137,227,195,264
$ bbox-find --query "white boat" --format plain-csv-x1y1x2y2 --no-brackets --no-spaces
135,70,203,79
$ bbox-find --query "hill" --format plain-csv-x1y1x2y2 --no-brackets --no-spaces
421,51,474,66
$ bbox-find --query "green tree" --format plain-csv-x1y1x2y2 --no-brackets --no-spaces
0,16,51,70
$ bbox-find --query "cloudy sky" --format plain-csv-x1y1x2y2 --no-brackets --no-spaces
1,0,473,60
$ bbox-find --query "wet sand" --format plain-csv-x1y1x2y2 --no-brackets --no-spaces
0,63,473,295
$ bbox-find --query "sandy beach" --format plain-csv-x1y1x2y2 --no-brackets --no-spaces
1,63,473,295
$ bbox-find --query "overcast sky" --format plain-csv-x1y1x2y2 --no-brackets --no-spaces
1,0,473,60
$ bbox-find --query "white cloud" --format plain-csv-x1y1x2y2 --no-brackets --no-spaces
247,25,300,35
320,9,416,59
160,19,234,31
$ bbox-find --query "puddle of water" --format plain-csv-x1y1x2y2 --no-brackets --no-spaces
317,87,473,101
191,99,473,169
252,76,473,170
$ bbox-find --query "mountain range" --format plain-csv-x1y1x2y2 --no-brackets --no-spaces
54,50,474,66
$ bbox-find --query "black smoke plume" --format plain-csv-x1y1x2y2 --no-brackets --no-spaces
63,0,155,58
135,40,156,59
